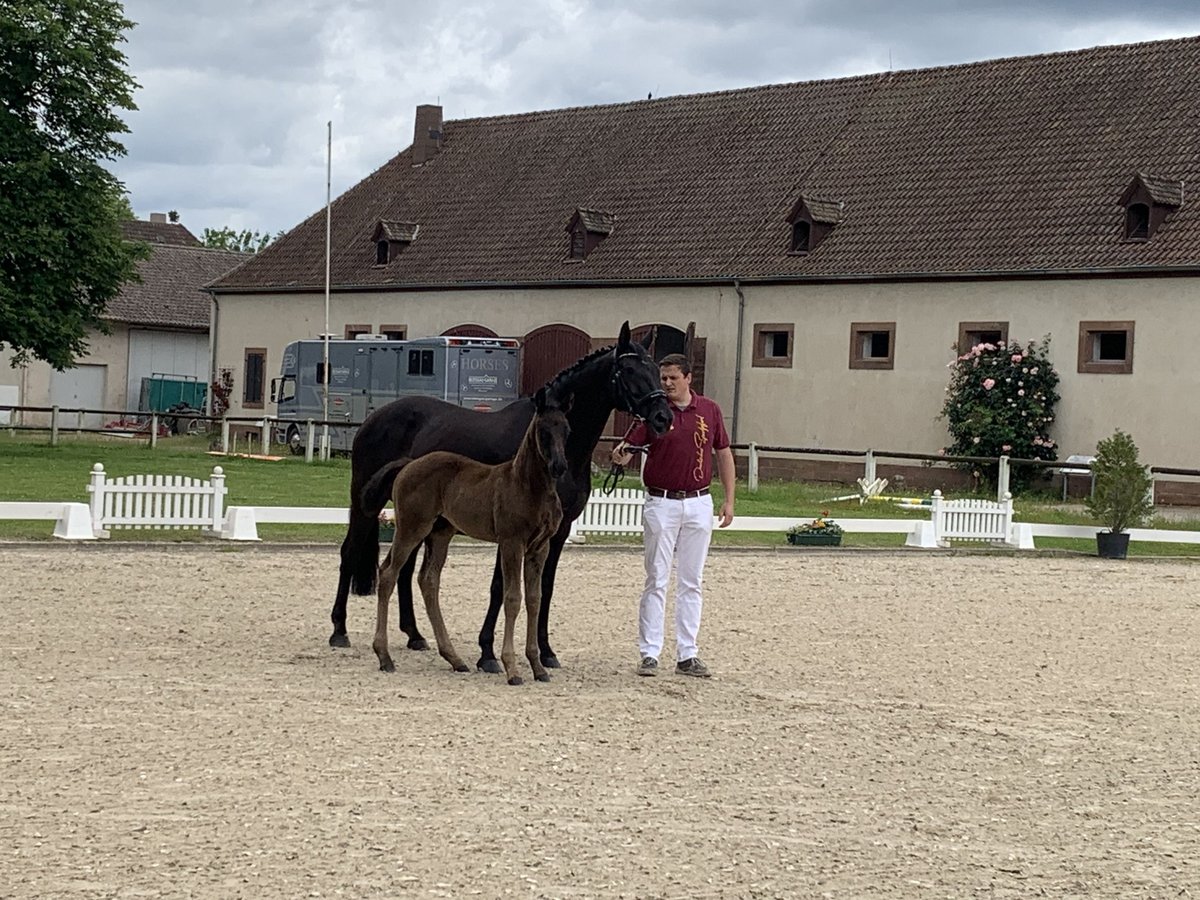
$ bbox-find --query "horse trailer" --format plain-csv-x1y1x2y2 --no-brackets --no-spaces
271,335,522,454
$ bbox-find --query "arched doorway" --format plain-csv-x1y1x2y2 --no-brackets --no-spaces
613,322,708,443
441,323,499,338
521,323,592,396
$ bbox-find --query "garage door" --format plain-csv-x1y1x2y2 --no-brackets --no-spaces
50,365,106,428
127,330,209,409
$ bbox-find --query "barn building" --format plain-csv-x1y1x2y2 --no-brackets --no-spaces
208,36,1200,489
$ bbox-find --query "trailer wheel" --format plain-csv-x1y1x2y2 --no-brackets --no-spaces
286,425,304,455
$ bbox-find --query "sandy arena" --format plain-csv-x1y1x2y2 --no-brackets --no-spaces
2,544,1198,899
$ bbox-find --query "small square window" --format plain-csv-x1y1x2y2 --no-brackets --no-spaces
408,349,435,376
344,324,371,340
243,348,267,408
849,322,896,370
1078,321,1134,374
751,323,794,368
957,321,1009,356
380,324,407,341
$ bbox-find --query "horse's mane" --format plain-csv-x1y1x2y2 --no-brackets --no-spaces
543,342,616,396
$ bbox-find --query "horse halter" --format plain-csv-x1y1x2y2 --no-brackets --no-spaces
611,351,666,418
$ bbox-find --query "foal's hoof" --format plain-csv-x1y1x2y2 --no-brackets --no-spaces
507,675,524,686
540,654,561,669
406,637,429,651
477,658,504,675
378,657,396,673
329,632,351,649
535,672,552,683
452,663,470,673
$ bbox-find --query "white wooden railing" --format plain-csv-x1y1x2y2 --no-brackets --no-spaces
568,488,645,539
87,463,226,538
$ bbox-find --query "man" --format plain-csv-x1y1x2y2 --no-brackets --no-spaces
611,353,735,678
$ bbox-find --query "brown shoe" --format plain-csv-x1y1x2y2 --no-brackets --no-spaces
637,656,659,677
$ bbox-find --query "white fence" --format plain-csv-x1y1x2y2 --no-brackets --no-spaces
87,463,226,538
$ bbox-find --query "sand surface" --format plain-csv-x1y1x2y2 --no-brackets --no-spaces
2,544,1198,899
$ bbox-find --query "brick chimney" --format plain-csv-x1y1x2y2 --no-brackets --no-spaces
149,212,167,223
412,104,443,166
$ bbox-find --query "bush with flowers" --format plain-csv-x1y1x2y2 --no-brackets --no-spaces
939,337,1061,492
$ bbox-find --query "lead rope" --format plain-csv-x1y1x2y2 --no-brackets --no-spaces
602,420,649,495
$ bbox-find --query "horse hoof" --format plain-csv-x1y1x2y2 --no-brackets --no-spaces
508,676,524,686
535,672,552,683
329,632,351,649
378,658,395,673
477,659,504,675
453,663,470,673
541,654,561,669
407,638,429,651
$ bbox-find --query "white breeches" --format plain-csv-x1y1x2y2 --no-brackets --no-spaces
638,494,714,662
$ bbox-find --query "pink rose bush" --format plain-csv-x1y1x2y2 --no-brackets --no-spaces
940,337,1061,492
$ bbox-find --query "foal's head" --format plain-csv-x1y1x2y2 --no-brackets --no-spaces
532,387,571,479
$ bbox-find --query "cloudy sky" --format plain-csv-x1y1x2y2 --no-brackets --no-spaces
109,0,1200,239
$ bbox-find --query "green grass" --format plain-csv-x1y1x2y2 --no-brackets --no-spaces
2,431,1199,555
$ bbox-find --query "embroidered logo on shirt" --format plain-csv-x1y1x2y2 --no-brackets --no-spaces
692,415,709,482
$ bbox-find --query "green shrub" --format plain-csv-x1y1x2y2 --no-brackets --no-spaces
1086,429,1154,534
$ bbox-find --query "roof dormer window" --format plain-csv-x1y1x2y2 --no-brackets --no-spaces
565,208,615,261
371,220,419,265
1120,173,1182,241
786,195,843,254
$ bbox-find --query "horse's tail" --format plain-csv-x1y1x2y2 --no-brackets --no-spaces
345,458,412,596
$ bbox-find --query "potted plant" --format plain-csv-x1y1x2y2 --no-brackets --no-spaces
786,512,844,547
1085,429,1153,559
378,508,395,544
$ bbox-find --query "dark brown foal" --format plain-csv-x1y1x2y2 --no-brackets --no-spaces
370,388,570,685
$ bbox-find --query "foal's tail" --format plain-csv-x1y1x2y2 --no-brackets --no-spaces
345,457,412,596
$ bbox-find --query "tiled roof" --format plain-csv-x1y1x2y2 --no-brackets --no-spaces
797,197,844,225
106,244,251,329
1136,172,1185,207
121,219,201,247
575,208,616,235
212,35,1200,292
374,220,420,242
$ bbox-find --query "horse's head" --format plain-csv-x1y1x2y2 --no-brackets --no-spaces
532,387,572,479
612,321,673,435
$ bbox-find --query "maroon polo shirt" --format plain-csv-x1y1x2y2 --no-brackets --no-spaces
627,393,730,493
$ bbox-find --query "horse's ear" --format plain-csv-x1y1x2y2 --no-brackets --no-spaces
533,386,547,413
617,320,632,349
639,325,655,350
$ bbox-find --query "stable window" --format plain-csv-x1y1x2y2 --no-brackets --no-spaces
569,229,586,260
243,348,266,408
1078,321,1134,374
849,322,896,370
344,324,371,340
751,323,794,368
375,240,390,264
407,349,434,376
957,321,1009,355
380,324,407,341
790,221,812,254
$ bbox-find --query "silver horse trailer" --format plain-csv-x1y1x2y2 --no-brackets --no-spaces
271,335,522,454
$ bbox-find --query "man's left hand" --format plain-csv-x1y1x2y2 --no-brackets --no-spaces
718,502,734,528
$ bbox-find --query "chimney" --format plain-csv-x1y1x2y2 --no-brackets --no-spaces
149,212,167,223
412,104,443,166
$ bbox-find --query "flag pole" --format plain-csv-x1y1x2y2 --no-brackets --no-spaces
321,120,332,459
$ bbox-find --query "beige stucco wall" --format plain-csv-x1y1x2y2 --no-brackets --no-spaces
0,325,134,424
213,276,1197,468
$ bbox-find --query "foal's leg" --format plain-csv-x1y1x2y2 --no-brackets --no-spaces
417,528,469,673
373,535,424,672
523,545,551,683
498,542,526,686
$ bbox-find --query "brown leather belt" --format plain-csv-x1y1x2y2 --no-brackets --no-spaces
646,487,710,500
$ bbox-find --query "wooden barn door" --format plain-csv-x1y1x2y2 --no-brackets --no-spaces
520,323,592,396
441,323,499,338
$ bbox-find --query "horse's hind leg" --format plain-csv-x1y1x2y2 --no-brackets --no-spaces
418,529,469,673
475,551,505,674
523,545,551,683
534,531,569,668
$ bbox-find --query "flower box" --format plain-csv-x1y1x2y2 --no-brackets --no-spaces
379,525,395,544
786,532,842,547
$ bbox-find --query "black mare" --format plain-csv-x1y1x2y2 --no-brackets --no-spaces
329,321,673,671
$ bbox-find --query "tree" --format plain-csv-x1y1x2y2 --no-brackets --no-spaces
201,226,278,254
0,0,144,369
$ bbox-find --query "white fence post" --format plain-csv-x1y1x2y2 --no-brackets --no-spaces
50,405,60,446
87,463,107,537
305,419,315,463
149,414,159,449
221,417,230,453
260,417,271,455
209,466,226,532
997,455,1010,502
865,449,876,484
748,442,759,493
